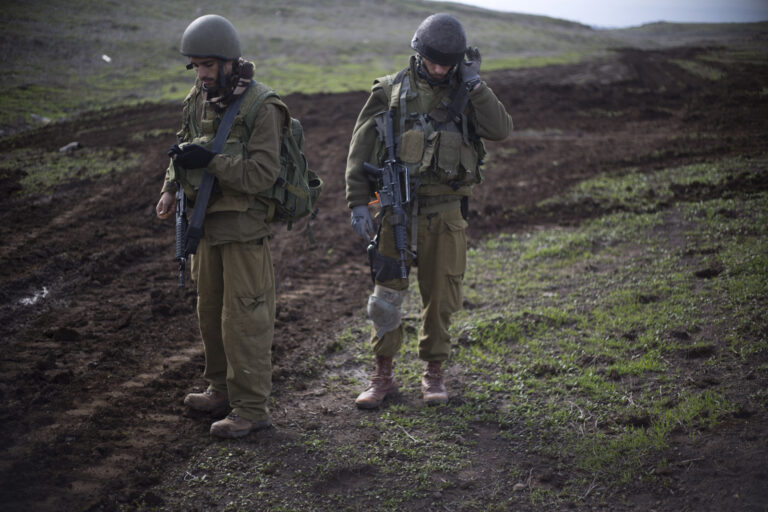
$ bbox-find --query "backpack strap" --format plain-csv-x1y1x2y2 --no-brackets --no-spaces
375,67,410,156
241,85,291,137
239,87,305,223
185,82,251,256
377,67,408,104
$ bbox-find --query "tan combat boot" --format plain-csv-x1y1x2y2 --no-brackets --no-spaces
210,413,272,439
183,389,229,414
422,361,449,405
355,355,398,409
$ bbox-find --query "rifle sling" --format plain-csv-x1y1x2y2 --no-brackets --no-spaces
444,83,471,124
185,82,252,256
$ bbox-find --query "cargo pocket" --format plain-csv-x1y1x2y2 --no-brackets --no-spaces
459,141,480,183
420,131,439,174
442,209,468,278
223,117,247,157
234,293,269,338
200,118,215,136
436,131,462,181
225,241,274,336
239,295,266,313
400,129,425,164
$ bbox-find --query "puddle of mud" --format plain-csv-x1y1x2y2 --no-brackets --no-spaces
18,286,49,306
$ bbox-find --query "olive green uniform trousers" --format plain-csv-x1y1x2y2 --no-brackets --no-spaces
372,206,467,362
191,237,275,422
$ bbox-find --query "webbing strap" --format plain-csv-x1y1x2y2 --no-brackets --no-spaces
282,181,309,198
411,195,419,261
397,74,409,152
185,82,252,256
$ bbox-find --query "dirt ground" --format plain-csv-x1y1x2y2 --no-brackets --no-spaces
1,47,767,511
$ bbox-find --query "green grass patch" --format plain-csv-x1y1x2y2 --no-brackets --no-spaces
1,147,141,196
483,51,588,72
448,155,764,505
670,59,725,81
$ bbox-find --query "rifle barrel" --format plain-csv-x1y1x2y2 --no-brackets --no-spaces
175,185,188,287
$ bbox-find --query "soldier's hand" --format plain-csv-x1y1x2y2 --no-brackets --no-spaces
350,205,375,240
461,46,482,86
173,144,216,169
156,191,176,219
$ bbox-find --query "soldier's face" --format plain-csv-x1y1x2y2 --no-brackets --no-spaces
188,57,233,89
421,57,453,81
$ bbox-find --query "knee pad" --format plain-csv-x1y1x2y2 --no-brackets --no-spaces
367,284,406,338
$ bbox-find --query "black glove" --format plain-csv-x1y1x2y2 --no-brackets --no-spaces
171,144,216,169
168,144,183,158
460,46,482,87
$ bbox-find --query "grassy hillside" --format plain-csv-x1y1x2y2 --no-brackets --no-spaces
0,0,618,133
4,0,766,134
607,20,768,51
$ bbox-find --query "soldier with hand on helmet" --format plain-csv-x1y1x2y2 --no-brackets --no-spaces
155,14,289,438
345,13,513,408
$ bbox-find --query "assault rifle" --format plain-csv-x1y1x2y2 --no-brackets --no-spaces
175,184,188,287
363,108,412,279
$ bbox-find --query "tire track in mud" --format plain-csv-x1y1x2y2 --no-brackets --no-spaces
0,216,370,511
2,346,202,511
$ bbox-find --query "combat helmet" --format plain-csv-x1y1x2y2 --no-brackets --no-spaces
180,14,241,60
410,13,466,67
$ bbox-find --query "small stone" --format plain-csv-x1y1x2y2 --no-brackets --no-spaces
59,141,82,153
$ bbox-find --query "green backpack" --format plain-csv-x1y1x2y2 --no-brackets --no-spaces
242,87,322,231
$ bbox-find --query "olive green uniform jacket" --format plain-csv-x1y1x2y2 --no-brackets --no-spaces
345,56,513,361
161,78,287,422
345,56,513,208
162,78,286,244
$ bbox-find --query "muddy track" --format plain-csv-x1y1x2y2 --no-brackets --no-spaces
1,47,767,510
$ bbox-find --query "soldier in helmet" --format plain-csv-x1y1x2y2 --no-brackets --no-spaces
155,14,289,438
345,13,513,408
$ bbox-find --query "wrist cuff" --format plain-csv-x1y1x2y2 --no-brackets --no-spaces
465,78,482,91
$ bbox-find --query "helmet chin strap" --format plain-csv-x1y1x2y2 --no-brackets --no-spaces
199,59,233,96
215,59,231,91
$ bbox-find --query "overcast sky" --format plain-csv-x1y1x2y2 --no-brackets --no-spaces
438,0,768,28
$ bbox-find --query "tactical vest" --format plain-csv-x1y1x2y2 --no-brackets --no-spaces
170,81,285,214
374,60,486,191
